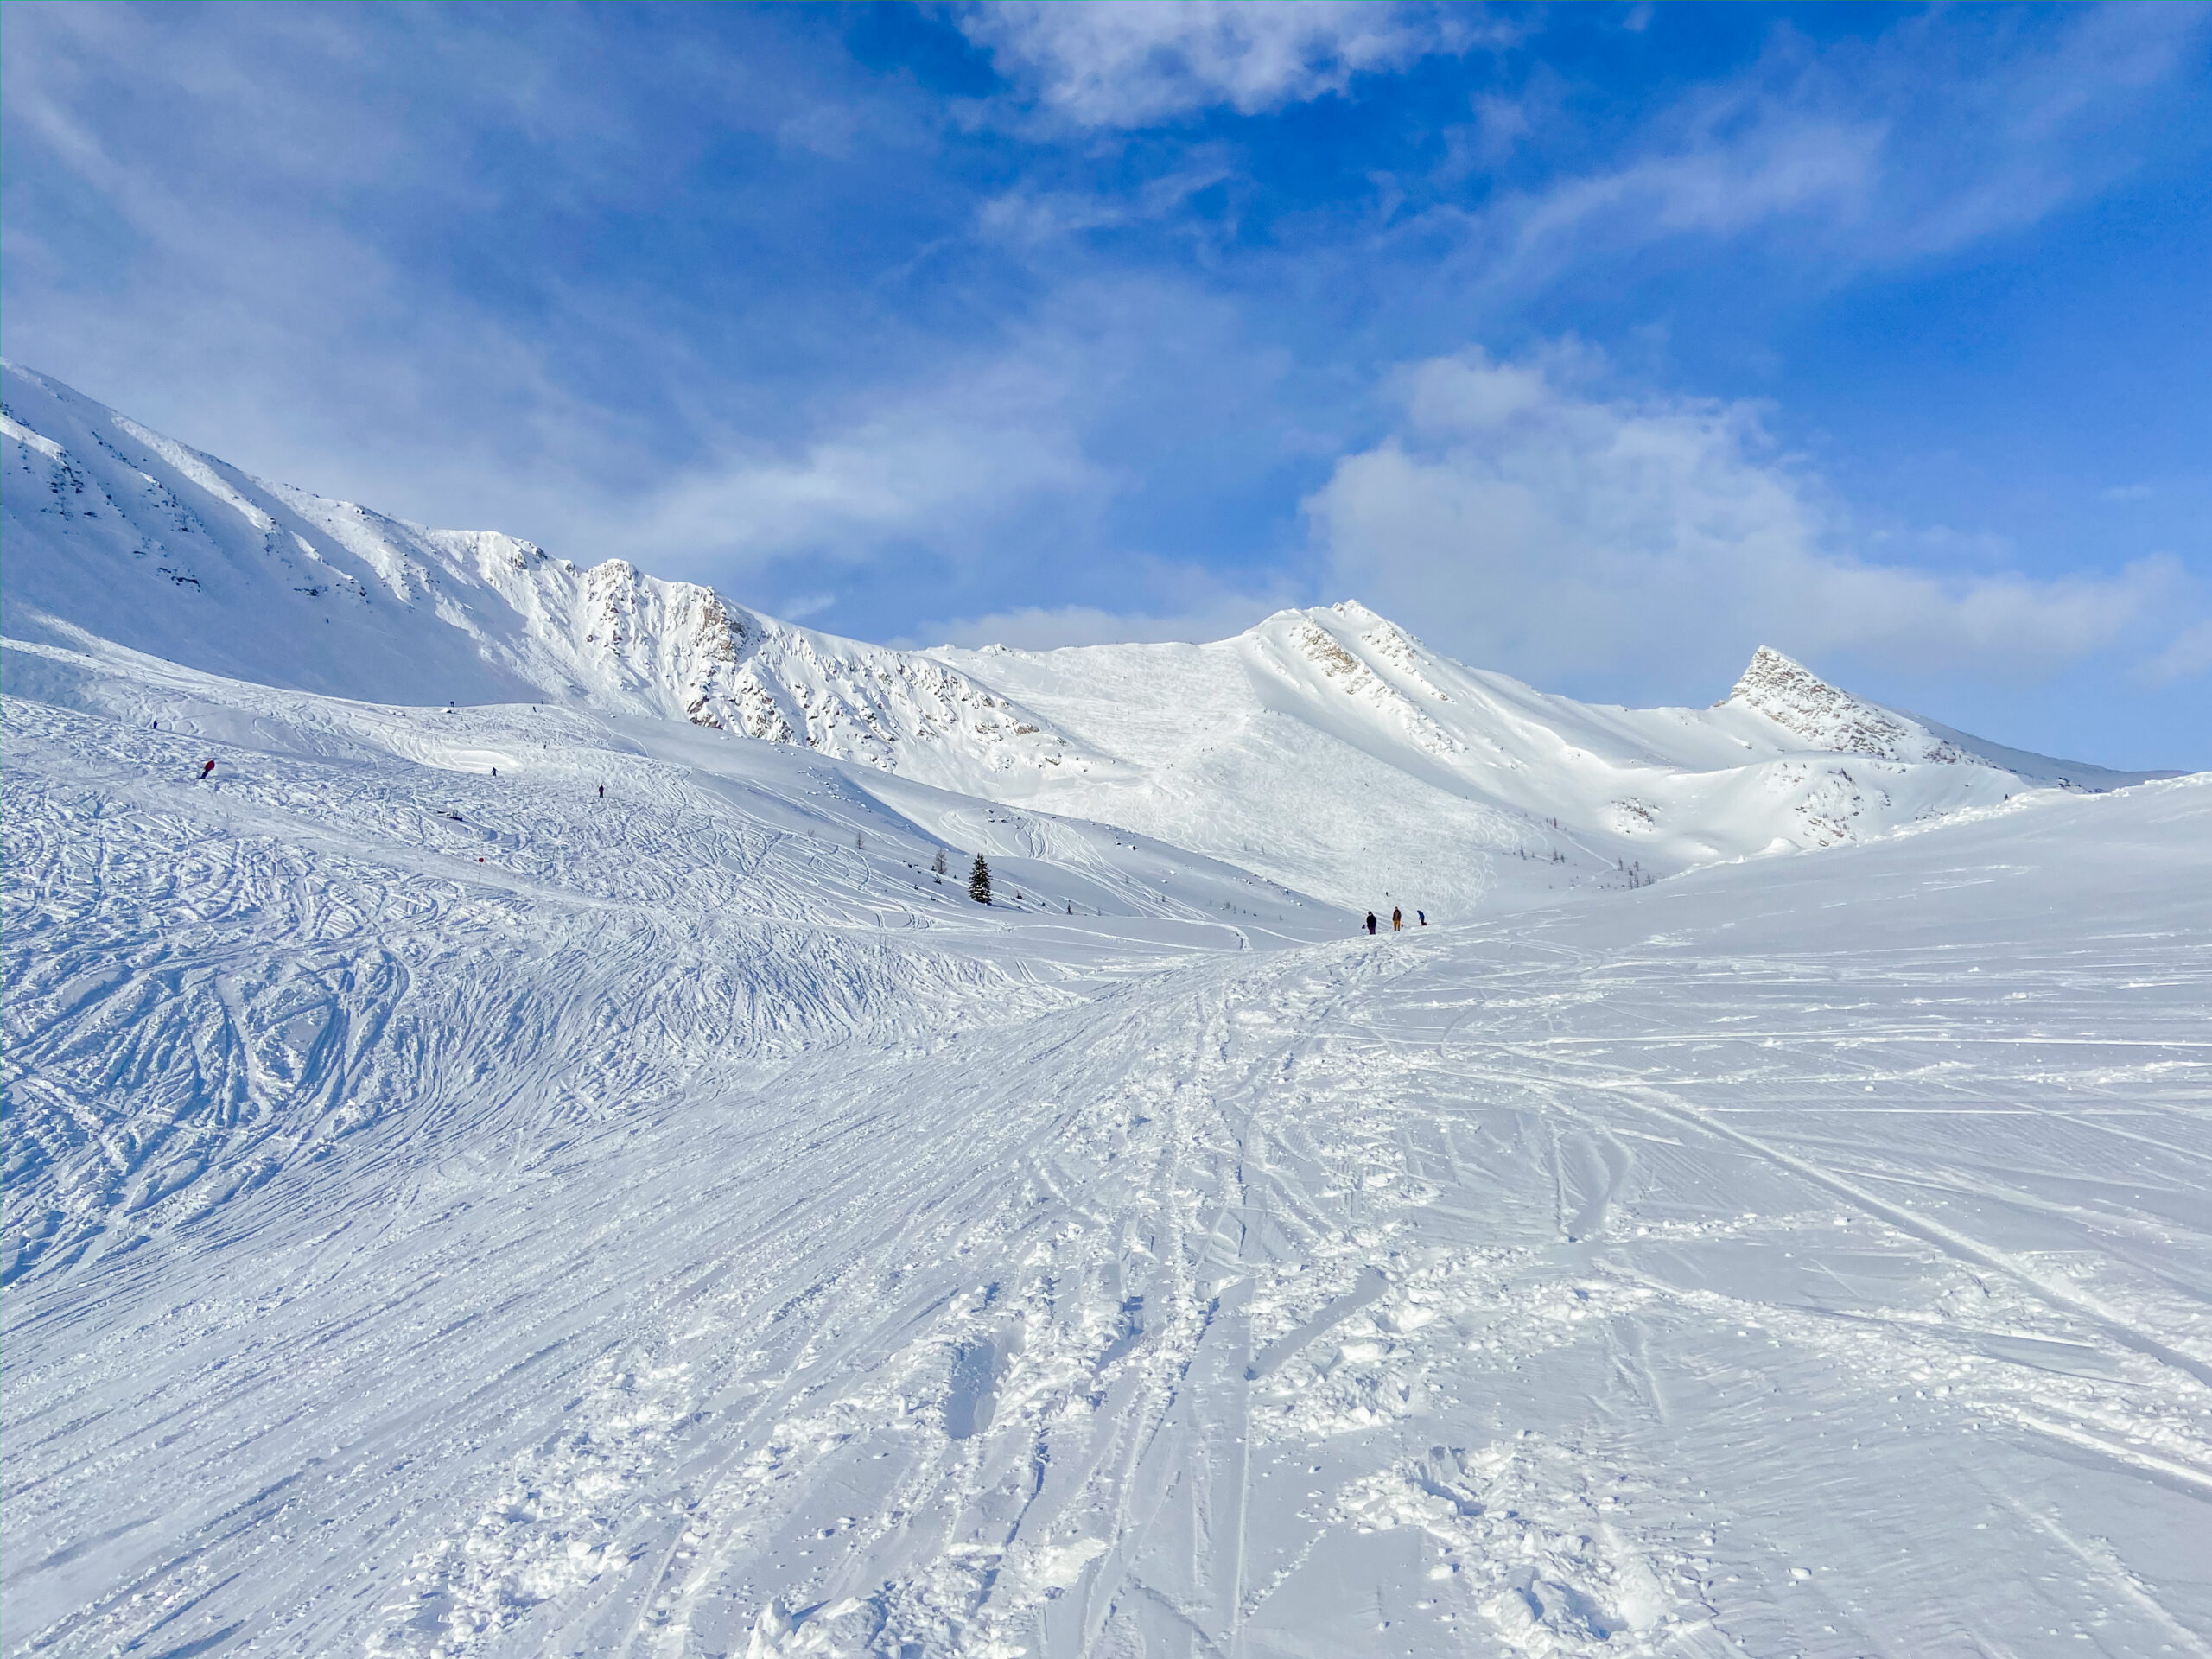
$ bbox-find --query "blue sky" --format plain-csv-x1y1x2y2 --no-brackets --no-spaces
4,3,2207,767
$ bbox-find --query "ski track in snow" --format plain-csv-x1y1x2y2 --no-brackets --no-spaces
5,645,2211,1658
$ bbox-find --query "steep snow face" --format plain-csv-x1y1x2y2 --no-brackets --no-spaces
1719,648,2180,792
2,362,1093,798
931,601,2166,912
1722,645,1966,763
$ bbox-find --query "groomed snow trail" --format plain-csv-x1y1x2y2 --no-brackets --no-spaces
5,645,2209,1657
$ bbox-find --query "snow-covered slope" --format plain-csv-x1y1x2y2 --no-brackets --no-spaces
8,361,2176,922
7,628,2208,1658
2,360,1098,798
931,605,2175,912
7,363,2207,1657
1,631,1344,1287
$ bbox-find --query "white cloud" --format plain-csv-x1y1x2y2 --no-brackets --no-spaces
909,594,1281,652
905,550,1300,651
976,161,1235,249
1425,5,2210,292
956,2,1499,129
614,359,1109,575
1306,348,2188,696
776,591,837,622
1509,111,1884,257
2149,618,2212,685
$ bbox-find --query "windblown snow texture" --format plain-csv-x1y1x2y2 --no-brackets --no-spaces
5,365,2209,1658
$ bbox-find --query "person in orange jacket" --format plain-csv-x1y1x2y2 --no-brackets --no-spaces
1392,906,1402,931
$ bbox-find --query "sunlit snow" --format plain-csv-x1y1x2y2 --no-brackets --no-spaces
5,365,2208,1657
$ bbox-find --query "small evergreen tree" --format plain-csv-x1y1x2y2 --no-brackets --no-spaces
969,853,992,905
932,847,948,876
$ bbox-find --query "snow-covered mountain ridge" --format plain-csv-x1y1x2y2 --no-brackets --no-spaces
1719,644,2158,789
1723,644,1967,764
931,601,2177,910
2,361,1096,799
3,359,2176,913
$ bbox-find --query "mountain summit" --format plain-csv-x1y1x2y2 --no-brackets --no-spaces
1723,645,1964,764
1,360,1090,797
1723,645,2167,791
3,361,2171,910
929,603,2177,907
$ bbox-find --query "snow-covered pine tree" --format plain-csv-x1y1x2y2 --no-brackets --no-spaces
932,847,948,876
969,854,992,905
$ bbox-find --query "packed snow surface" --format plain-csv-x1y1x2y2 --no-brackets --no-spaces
7,626,2209,1658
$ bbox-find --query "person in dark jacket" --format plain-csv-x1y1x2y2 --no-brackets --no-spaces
1364,912,1377,935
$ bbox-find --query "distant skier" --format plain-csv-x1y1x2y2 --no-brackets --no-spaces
1392,907,1402,932
1365,912,1377,935
199,759,216,779
597,784,604,799
1417,909,1427,926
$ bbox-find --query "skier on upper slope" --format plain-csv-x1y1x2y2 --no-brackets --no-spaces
199,759,215,779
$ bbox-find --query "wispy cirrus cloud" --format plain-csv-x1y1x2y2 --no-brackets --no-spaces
954,1,1510,130
615,358,1111,576
1439,3,2211,287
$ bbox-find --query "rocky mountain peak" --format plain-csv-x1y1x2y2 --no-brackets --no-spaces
1726,646,1962,764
